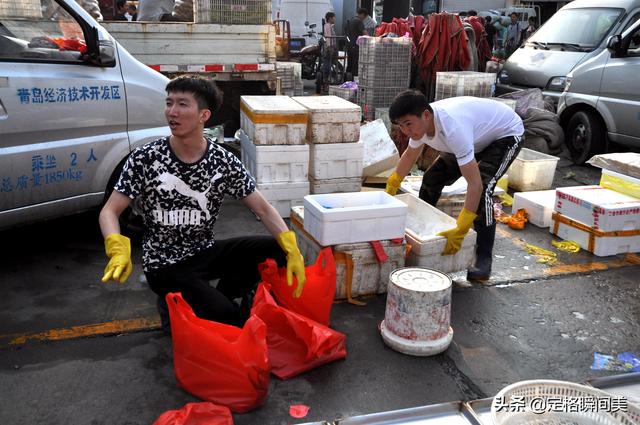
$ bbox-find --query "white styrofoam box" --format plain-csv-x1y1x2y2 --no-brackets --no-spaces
395,194,476,273
309,176,362,194
508,148,560,191
550,212,640,257
292,95,361,144
309,141,363,180
600,168,640,199
512,190,557,228
290,206,406,300
303,191,408,245
240,132,309,183
555,185,640,232
258,181,309,218
240,95,308,145
360,119,399,177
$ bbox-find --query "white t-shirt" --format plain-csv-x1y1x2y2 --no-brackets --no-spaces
408,97,524,166
137,0,174,21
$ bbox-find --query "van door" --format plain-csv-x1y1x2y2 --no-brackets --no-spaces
0,0,127,219
598,15,640,144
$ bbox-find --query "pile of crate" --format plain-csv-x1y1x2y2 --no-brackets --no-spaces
240,95,363,217
328,85,358,104
276,62,303,96
194,0,271,24
434,71,497,101
292,96,363,194
357,37,412,121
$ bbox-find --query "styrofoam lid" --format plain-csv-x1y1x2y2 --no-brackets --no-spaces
241,95,308,114
390,268,451,292
292,95,361,112
557,185,640,208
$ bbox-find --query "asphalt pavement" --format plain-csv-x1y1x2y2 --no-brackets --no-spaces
1,161,639,425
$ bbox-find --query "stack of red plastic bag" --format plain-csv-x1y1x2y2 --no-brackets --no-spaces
166,293,270,413
153,402,233,425
466,16,492,71
375,17,426,52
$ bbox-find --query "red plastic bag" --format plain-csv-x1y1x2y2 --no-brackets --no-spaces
152,402,233,425
260,247,336,326
166,293,270,413
251,282,347,380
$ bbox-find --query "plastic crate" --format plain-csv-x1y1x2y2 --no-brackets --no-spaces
328,86,358,103
358,85,405,121
508,148,560,191
434,71,497,100
358,37,413,67
303,191,407,245
194,0,271,24
0,0,41,18
358,62,411,86
290,206,406,300
396,194,476,274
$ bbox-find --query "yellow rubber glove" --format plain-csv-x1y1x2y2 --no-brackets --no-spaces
101,233,133,284
276,230,307,298
437,208,477,255
385,171,403,196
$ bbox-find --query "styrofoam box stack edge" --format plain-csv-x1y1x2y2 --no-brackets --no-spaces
309,177,362,194
512,190,557,228
258,181,309,218
240,135,309,184
292,96,361,144
240,95,308,145
309,141,364,180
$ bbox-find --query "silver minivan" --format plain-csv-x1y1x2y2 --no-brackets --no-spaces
557,16,640,164
497,0,640,103
0,0,169,229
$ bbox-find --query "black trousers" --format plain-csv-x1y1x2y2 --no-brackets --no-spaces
145,236,286,327
419,135,523,226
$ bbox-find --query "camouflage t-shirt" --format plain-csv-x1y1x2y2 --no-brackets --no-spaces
114,137,255,271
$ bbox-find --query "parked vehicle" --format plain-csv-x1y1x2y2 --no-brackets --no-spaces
497,0,640,103
0,0,169,230
290,24,322,80
558,16,640,164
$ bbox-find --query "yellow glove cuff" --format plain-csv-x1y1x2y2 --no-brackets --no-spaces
385,172,403,195
457,208,478,232
276,230,297,254
105,233,131,257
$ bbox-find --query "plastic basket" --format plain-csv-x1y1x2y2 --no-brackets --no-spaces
194,0,271,24
328,86,358,103
0,0,42,19
508,148,560,192
491,380,640,425
434,71,496,100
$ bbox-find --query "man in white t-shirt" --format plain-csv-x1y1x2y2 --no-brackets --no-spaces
385,91,524,282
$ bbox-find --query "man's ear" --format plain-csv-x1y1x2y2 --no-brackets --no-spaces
200,109,211,124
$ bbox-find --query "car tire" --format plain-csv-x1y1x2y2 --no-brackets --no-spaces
565,110,606,165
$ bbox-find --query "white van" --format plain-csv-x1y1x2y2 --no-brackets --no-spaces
558,16,640,164
0,0,169,229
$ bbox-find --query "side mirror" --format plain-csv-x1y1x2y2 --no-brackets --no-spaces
98,41,117,67
606,35,622,51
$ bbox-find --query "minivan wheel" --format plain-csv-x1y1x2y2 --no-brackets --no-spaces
565,110,605,165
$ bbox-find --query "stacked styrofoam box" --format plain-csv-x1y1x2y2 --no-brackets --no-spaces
358,37,412,121
290,206,406,300
551,185,640,256
434,71,497,101
239,95,310,217
396,194,476,273
293,95,363,194
512,190,557,228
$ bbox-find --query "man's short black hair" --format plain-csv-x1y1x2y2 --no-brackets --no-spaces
485,15,492,23
467,10,478,16
510,12,518,18
357,8,369,16
116,0,126,9
389,90,433,123
325,11,335,21
165,76,223,113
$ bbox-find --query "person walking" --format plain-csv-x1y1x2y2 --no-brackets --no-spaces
505,12,523,57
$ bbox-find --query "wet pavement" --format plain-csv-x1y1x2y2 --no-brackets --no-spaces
1,162,639,425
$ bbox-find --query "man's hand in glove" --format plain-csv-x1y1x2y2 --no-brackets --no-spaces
276,230,307,297
437,208,477,255
101,233,133,284
385,171,403,196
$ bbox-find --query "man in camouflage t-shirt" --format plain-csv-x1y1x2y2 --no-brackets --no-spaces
99,76,306,329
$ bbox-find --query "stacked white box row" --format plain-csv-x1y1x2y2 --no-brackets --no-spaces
550,185,640,256
309,141,363,194
292,96,361,145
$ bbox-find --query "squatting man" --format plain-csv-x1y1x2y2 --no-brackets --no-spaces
99,76,306,329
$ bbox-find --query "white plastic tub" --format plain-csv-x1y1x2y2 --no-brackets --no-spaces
309,176,362,194
240,132,309,183
292,95,361,144
396,194,476,273
508,148,560,191
257,181,309,218
512,190,557,228
551,211,640,257
555,185,640,232
240,95,308,145
290,206,406,300
309,141,363,180
303,191,407,245
360,119,399,177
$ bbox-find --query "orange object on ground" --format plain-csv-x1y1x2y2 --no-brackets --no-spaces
251,283,347,380
166,293,270,413
153,402,233,425
497,208,529,230
260,248,336,326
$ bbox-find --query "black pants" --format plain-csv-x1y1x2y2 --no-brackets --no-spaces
145,236,286,327
419,135,523,226
346,44,359,77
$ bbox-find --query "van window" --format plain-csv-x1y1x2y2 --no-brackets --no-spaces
628,23,640,57
0,0,86,63
528,7,622,47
